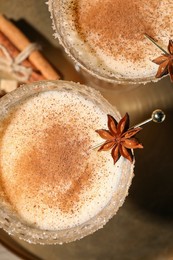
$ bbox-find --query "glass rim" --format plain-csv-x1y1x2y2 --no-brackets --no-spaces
49,0,161,85
0,80,134,244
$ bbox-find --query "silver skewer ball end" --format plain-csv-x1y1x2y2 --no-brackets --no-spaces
151,109,166,123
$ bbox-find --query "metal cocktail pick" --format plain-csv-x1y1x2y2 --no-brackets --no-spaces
144,34,168,54
91,109,166,150
129,109,166,129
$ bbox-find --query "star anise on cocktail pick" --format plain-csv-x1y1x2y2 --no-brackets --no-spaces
144,34,173,82
95,114,143,164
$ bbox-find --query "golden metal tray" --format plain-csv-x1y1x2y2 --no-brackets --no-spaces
0,1,173,259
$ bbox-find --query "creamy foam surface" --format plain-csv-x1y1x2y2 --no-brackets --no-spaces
0,88,126,230
50,0,173,81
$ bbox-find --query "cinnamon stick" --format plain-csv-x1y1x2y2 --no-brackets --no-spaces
0,31,45,82
0,14,60,80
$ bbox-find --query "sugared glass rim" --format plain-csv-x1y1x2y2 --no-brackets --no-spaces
48,0,161,85
0,80,134,244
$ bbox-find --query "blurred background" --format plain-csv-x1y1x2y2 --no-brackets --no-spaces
0,1,173,259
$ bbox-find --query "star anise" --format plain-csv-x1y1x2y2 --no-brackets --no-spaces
152,40,173,82
145,34,173,82
95,114,143,164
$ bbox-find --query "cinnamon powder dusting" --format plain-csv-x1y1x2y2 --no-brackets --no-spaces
74,0,160,61
4,123,93,214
